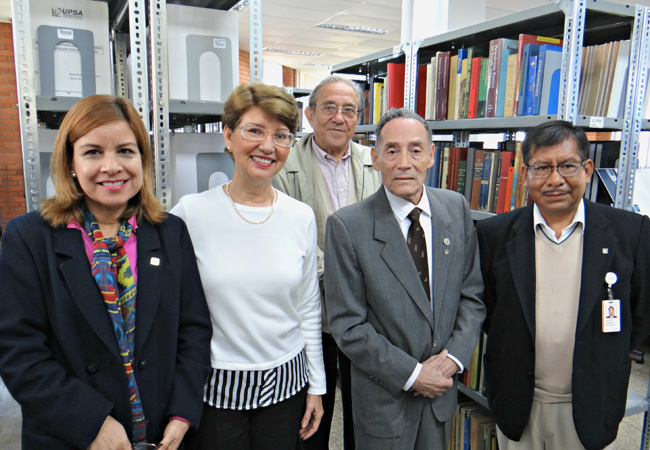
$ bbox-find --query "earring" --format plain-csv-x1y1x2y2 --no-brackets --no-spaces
71,170,76,178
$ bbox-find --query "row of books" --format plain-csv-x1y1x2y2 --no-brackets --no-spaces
449,394,498,450
460,333,488,394
427,141,530,214
358,34,631,124
426,139,620,213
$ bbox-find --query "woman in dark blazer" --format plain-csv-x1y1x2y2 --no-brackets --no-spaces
0,95,212,450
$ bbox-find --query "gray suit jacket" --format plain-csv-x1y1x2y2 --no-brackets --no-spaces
324,186,485,439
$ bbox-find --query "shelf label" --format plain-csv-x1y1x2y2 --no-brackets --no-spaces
213,38,227,49
57,28,74,40
590,117,605,129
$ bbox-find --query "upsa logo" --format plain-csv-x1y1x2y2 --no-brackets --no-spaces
51,7,83,19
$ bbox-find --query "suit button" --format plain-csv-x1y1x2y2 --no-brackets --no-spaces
432,339,438,349
86,364,98,374
138,360,148,370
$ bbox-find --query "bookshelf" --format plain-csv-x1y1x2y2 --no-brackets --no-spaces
334,1,650,449
334,1,649,213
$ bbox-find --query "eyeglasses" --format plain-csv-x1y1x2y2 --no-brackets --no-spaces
526,161,585,179
236,123,295,148
317,103,359,119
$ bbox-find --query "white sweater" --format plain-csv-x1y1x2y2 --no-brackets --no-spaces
171,185,326,394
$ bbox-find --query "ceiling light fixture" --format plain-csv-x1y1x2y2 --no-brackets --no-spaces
316,24,389,35
229,0,249,12
265,48,323,57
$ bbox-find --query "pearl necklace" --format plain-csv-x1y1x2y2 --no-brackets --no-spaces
224,182,277,225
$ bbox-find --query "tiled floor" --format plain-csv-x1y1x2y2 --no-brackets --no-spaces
1,354,648,450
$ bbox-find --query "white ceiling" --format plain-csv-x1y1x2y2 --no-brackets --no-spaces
2,0,649,80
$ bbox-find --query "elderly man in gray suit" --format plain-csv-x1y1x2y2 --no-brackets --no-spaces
324,108,485,449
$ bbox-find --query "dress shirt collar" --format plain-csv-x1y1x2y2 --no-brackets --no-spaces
384,185,431,221
311,136,351,163
533,199,585,244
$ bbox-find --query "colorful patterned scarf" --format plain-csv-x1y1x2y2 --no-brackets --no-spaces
84,211,146,443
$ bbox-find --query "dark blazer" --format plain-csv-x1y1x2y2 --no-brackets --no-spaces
324,186,485,441
476,201,650,450
0,211,212,449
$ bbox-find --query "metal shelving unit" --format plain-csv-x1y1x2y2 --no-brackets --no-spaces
334,1,650,448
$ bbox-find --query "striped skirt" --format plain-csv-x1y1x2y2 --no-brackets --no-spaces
204,349,308,410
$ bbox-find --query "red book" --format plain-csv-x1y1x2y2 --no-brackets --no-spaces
495,151,515,213
447,147,460,191
416,64,428,118
386,63,406,110
503,166,516,213
467,57,482,119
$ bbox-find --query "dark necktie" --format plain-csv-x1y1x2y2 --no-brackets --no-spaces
407,208,430,301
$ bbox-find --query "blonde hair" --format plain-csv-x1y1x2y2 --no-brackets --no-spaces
222,83,300,133
40,95,165,226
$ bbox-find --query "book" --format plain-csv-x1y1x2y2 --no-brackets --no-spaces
606,40,630,118
513,33,562,115
440,146,451,190
524,54,538,116
386,62,405,110
485,40,500,118
486,150,501,212
435,51,451,120
533,43,562,115
457,48,469,119
496,39,518,117
467,57,483,119
516,43,539,116
470,150,485,210
503,53,518,117
464,146,477,201
448,54,459,120
478,150,494,211
416,64,428,118
425,58,437,120
495,151,515,213
539,45,563,115
477,58,489,118
372,79,384,124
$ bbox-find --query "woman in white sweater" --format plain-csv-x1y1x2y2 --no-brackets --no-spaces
171,83,325,450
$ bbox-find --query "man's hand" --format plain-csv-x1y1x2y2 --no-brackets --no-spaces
299,394,324,440
158,418,190,450
410,349,459,398
88,416,131,450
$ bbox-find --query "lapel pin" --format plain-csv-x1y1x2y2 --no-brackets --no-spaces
602,248,609,254
443,238,450,246
150,257,160,266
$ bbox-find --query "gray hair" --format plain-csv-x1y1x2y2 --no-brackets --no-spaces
309,75,364,112
375,108,432,146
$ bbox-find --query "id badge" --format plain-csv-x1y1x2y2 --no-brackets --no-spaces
602,299,621,333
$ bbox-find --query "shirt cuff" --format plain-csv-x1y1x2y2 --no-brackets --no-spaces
170,416,191,427
447,353,464,373
402,363,422,391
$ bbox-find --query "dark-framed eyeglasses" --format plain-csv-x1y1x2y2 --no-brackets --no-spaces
526,161,585,179
236,123,295,148
317,103,359,119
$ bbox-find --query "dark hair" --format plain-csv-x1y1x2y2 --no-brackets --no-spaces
375,108,432,146
222,83,300,134
308,75,364,112
522,120,590,165
40,95,165,227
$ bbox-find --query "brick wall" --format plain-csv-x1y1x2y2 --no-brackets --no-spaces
282,66,296,88
0,22,24,230
239,49,250,83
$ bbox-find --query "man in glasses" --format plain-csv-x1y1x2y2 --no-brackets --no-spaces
476,120,650,450
274,75,381,450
